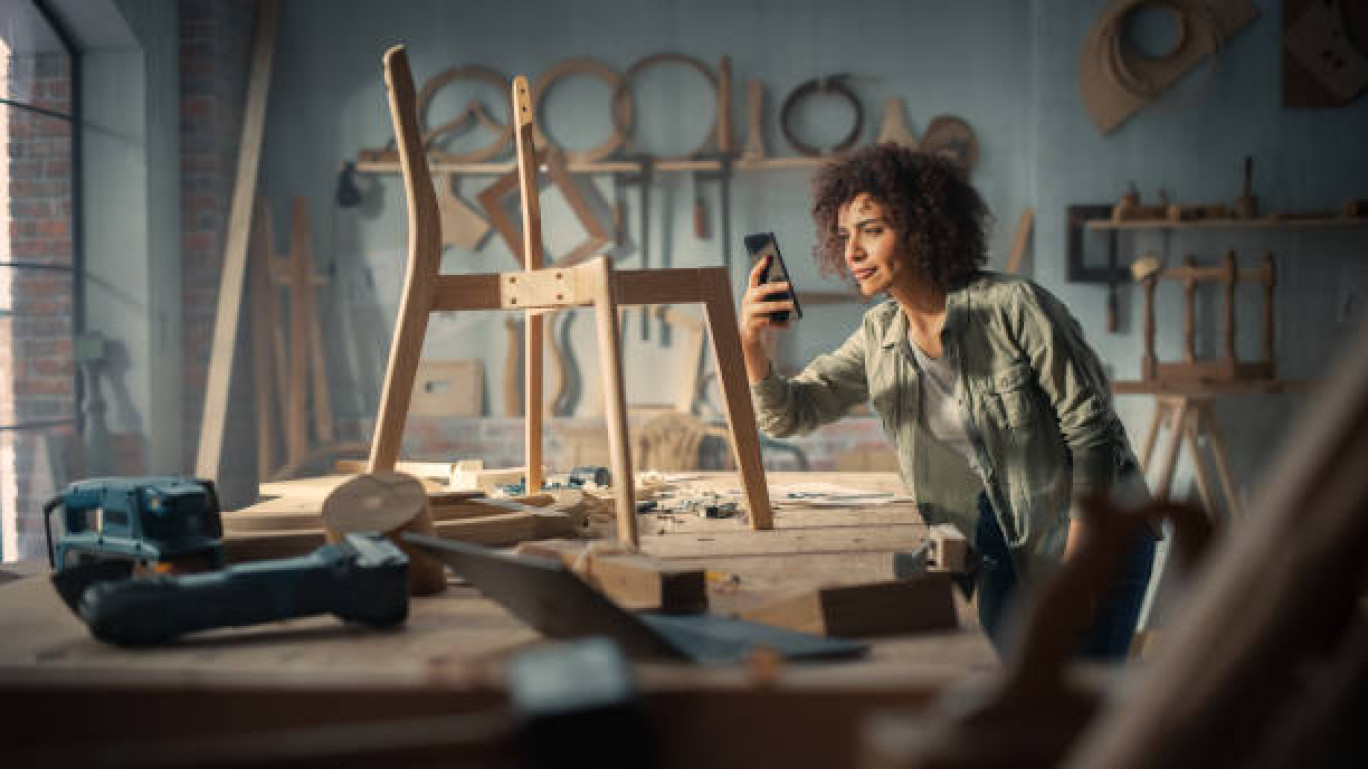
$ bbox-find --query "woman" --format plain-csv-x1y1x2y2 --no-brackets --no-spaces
741,144,1153,659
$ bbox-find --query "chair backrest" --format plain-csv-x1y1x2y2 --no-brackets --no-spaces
382,45,442,281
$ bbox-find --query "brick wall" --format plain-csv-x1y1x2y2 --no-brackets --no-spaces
2,51,74,559
179,0,258,503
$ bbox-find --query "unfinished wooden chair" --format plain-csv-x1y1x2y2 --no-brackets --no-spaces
367,46,772,546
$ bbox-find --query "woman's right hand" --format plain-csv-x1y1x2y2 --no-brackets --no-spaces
740,255,796,345
739,255,796,384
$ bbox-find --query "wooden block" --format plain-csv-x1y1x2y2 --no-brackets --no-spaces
927,524,967,572
321,472,446,596
408,360,483,417
737,574,958,638
448,465,528,493
515,538,708,613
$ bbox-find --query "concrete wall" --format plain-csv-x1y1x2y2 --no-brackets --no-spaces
244,0,1368,502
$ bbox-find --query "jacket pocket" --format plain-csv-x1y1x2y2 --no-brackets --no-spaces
993,360,1039,430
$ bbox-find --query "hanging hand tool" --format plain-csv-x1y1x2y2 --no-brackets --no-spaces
624,156,654,340
1232,156,1258,219
53,532,408,647
693,153,734,282
1107,227,1120,333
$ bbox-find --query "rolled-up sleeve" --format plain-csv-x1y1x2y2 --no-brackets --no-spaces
750,327,869,438
1009,282,1126,496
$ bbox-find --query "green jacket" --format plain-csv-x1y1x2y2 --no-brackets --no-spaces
750,271,1147,581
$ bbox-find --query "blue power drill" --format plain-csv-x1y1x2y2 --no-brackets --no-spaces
53,532,410,647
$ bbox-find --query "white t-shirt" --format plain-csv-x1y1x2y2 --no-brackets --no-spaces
907,331,979,474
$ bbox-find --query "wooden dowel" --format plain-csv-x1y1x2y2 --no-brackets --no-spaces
1262,252,1276,375
1142,277,1157,380
1182,255,1197,364
1222,250,1236,364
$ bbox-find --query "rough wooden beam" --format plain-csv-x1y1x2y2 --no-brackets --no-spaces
516,538,707,613
195,0,279,479
737,574,958,637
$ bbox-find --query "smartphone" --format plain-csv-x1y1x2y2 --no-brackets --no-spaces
743,232,803,322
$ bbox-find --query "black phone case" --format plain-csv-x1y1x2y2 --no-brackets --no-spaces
743,232,803,321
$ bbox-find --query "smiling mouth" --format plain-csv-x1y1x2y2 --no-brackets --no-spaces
853,268,877,281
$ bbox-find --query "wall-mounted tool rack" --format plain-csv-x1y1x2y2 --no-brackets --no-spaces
354,153,827,175
1068,204,1368,284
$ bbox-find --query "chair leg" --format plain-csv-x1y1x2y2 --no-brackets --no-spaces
1153,397,1190,500
701,271,773,530
1201,403,1244,521
367,285,434,473
525,313,544,493
1139,398,1166,474
588,258,638,546
1184,414,1218,522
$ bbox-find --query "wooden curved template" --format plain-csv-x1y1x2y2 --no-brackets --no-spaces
531,58,630,164
476,148,612,269
1079,0,1257,135
919,115,979,171
436,174,491,251
875,97,918,148
611,52,719,159
779,75,863,157
545,313,567,417
417,64,512,161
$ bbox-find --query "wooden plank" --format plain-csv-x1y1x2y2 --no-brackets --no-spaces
249,198,280,480
1111,379,1317,395
638,523,930,560
286,198,312,465
515,538,707,613
195,0,279,479
737,575,959,637
224,510,573,563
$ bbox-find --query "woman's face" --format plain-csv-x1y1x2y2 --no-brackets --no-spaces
837,193,905,296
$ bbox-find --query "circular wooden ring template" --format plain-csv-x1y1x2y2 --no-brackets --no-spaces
780,75,864,157
610,52,718,159
531,58,630,164
417,65,513,163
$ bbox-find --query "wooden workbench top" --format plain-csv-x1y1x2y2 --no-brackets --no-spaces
0,472,993,692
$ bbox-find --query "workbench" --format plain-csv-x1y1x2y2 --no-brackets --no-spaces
0,472,997,767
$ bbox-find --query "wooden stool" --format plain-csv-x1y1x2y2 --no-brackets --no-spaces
367,46,772,547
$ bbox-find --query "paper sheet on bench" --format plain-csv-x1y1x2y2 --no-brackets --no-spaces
771,482,915,507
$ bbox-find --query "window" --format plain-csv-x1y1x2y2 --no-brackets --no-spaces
0,0,76,562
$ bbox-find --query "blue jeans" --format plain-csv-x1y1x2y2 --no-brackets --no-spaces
974,494,1155,661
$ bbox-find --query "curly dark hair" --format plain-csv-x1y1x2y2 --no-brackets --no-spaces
811,144,990,291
